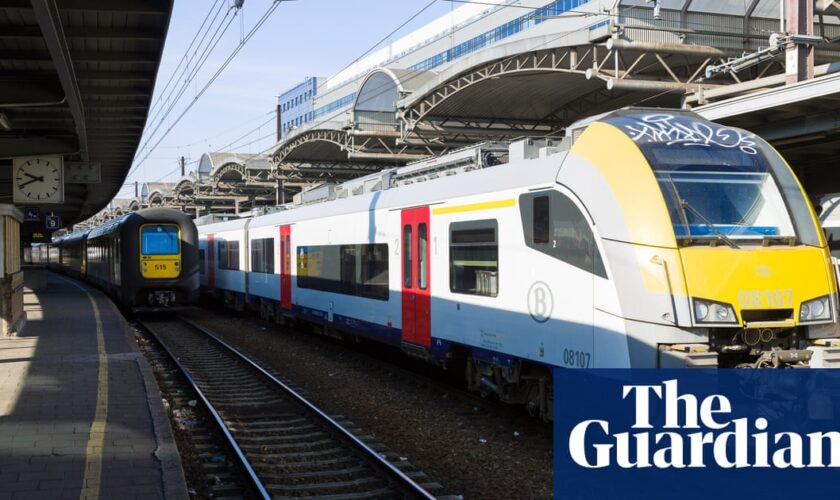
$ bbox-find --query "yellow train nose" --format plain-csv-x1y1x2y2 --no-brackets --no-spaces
679,245,834,326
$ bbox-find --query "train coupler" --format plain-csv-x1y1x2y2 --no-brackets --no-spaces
148,291,176,307
742,349,812,368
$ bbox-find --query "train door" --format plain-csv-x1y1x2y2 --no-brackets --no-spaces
401,207,431,348
207,234,216,291
279,225,292,310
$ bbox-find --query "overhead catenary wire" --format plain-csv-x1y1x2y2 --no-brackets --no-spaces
136,0,555,191
270,3,626,155
130,1,668,197
129,1,285,181
320,0,441,89
145,0,226,121
133,6,240,171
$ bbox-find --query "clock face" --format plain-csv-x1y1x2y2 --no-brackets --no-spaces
14,157,62,203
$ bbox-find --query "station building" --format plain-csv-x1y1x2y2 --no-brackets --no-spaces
277,76,324,139
277,0,579,130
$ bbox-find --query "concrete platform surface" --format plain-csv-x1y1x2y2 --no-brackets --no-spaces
0,269,187,500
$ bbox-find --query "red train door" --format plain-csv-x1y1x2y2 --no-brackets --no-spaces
401,207,431,348
207,234,216,291
280,225,292,310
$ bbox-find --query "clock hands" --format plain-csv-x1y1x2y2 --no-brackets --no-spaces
18,175,44,188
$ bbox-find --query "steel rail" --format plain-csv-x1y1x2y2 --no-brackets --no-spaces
139,319,271,500
178,316,437,500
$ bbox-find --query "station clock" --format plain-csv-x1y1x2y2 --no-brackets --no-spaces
12,156,64,204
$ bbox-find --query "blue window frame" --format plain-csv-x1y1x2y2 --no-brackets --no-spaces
141,224,180,255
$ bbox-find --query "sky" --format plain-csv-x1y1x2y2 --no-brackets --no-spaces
115,0,459,199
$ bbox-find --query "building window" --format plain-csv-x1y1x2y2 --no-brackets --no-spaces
251,238,275,274
449,220,498,297
297,244,389,300
218,239,240,270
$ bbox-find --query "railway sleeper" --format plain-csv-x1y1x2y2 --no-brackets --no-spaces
264,476,389,494
239,438,338,451
245,446,347,460
260,465,375,483
233,431,327,443
250,455,358,470
230,424,319,435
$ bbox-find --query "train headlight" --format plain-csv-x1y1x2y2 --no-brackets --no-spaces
693,298,738,325
800,295,831,323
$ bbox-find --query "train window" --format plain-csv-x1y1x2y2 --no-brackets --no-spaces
533,196,550,244
449,220,498,297
113,237,121,285
199,249,206,275
297,244,389,301
218,240,240,270
418,223,428,290
519,191,606,278
403,225,412,288
251,238,275,274
141,224,179,255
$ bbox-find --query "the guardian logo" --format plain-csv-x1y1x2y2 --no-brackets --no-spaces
569,379,838,469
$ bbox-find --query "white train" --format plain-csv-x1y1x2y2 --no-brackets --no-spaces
198,109,840,420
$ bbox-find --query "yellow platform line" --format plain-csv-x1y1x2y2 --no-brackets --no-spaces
80,290,108,500
432,198,515,215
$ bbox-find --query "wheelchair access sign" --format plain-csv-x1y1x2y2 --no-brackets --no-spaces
45,215,61,231
23,207,40,222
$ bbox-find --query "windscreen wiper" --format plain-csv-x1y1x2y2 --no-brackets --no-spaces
680,200,740,249
662,174,739,249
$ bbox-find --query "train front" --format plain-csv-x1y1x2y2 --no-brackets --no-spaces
573,109,838,368
132,209,200,310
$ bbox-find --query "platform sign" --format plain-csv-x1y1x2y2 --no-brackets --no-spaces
23,207,40,221
45,215,61,231
555,368,840,500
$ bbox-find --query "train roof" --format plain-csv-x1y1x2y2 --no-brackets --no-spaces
200,151,568,233
87,213,130,239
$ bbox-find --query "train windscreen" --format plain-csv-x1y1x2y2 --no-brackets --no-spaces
141,224,180,255
606,111,821,246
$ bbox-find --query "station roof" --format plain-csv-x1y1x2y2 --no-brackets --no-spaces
696,70,840,197
0,0,174,231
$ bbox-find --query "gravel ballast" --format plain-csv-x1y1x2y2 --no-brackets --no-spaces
182,307,553,499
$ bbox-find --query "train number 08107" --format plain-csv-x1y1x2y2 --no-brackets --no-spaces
738,289,793,308
563,349,591,368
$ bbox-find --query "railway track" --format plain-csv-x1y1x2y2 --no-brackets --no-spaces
139,317,446,499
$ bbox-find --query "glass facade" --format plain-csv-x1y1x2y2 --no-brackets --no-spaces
284,1,594,133
410,0,589,72
278,76,323,138
313,92,357,119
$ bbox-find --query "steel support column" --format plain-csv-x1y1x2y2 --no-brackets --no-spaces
786,0,815,84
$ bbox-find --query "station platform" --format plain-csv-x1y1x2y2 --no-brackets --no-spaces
0,269,187,500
